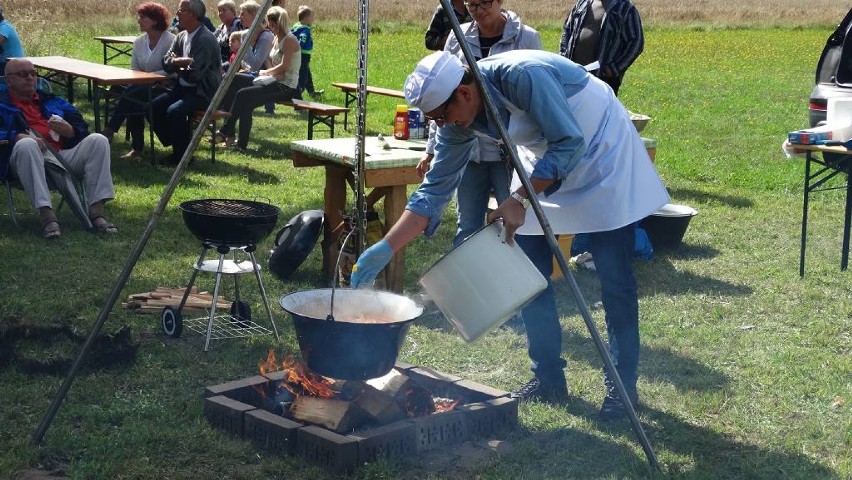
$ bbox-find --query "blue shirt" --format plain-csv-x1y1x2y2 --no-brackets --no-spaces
0,20,25,62
409,50,591,236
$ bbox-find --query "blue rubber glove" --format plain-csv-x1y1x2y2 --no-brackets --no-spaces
350,240,394,288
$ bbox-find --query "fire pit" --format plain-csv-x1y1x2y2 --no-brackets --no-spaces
204,359,517,473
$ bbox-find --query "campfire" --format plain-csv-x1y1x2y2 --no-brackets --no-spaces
204,353,518,473
252,350,461,433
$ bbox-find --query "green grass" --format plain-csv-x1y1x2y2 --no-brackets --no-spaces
0,26,850,479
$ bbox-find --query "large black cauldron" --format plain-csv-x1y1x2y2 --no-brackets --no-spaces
180,199,280,247
279,289,423,380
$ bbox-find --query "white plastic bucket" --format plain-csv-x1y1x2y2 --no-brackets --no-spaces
418,222,548,342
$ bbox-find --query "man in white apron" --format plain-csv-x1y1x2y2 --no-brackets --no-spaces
351,50,668,420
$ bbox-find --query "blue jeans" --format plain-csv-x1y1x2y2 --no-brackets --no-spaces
297,53,315,96
517,223,639,388
453,160,510,247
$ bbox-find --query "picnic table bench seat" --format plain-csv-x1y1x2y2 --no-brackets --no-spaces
278,99,349,140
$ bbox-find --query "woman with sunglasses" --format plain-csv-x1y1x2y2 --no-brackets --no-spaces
417,0,540,249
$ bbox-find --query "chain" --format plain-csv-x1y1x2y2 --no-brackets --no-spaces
351,0,370,255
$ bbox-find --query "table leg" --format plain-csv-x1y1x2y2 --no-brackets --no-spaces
843,163,852,270
800,153,812,277
320,165,349,281
92,82,101,133
102,43,108,65
343,91,355,130
65,74,74,104
382,186,407,292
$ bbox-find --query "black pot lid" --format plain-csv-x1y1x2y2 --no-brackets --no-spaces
268,210,324,280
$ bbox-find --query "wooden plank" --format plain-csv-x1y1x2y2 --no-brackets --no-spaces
289,396,364,433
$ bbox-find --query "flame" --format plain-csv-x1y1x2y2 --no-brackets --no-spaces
257,349,336,399
433,397,461,413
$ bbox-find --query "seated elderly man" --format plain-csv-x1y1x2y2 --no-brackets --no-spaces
0,58,116,239
149,0,221,165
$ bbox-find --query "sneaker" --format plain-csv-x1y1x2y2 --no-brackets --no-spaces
511,377,569,404
309,89,324,100
598,384,639,421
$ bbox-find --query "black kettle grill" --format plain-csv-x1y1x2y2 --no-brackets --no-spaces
160,199,282,351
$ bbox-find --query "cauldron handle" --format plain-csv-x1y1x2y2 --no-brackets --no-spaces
328,227,357,321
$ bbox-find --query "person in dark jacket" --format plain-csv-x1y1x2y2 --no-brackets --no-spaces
559,0,644,95
424,0,472,51
0,59,116,239
149,0,222,164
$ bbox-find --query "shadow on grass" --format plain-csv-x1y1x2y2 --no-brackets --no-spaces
557,398,840,478
667,186,754,209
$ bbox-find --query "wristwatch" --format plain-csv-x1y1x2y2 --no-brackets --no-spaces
510,191,529,209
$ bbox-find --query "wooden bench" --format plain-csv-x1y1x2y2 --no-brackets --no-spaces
279,99,349,140
192,110,231,163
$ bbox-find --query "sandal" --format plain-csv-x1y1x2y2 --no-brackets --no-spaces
42,220,62,240
120,150,143,160
90,215,118,235
208,131,227,144
220,136,236,148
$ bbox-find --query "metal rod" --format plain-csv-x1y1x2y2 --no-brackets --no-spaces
352,0,370,256
31,0,276,444
438,0,658,469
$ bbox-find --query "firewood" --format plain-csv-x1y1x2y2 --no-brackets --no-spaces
289,396,364,433
335,380,405,424
366,370,435,416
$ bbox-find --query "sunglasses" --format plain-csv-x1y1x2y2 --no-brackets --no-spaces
6,70,38,79
464,0,494,12
424,91,457,126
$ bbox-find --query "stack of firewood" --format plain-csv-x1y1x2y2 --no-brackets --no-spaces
288,369,437,433
122,286,231,314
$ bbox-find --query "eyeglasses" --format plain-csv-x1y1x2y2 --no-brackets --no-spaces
424,91,456,126
6,70,38,79
464,0,494,12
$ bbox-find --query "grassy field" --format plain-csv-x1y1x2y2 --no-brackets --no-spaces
0,4,851,480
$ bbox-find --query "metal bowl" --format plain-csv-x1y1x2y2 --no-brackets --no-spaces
179,199,280,247
629,112,651,133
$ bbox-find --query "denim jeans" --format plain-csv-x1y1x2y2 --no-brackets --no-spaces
297,53,315,96
517,223,639,388
453,160,510,247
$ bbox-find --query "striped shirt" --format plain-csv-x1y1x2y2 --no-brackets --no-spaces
559,0,644,78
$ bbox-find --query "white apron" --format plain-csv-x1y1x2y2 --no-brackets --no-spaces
494,77,669,235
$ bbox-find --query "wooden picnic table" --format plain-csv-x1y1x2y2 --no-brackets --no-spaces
93,35,137,65
26,56,166,133
330,82,406,130
289,136,427,292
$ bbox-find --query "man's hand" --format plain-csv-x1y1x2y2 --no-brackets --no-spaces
486,196,527,245
350,240,394,288
47,115,73,139
416,153,433,177
172,57,193,68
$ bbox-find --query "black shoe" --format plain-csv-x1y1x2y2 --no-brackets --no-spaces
511,377,569,404
599,385,638,421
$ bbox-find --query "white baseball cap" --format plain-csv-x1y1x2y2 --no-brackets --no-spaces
403,51,465,113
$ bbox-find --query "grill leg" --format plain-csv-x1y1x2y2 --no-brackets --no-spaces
249,250,280,342
204,249,228,352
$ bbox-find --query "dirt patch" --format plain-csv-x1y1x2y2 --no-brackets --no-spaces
406,440,515,479
0,316,138,375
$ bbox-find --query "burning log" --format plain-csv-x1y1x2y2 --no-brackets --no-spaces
334,380,406,424
289,396,364,433
366,369,435,417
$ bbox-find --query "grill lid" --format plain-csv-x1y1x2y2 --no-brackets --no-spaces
180,199,280,218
